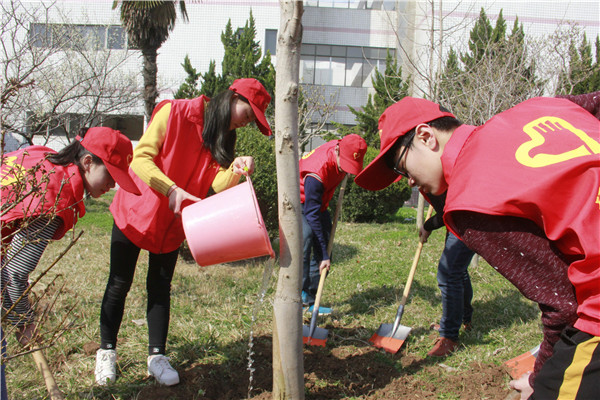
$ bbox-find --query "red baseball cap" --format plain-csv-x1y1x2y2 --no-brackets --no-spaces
229,78,272,136
77,127,141,195
338,134,367,175
354,97,455,191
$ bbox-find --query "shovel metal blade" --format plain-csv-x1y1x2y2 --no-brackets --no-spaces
504,344,540,379
302,325,328,347
369,323,412,353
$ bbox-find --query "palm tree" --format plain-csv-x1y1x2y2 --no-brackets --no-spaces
113,1,188,121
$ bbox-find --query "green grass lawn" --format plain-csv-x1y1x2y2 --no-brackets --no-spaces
2,198,543,399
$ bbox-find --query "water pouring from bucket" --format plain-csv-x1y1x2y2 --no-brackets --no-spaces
182,177,275,267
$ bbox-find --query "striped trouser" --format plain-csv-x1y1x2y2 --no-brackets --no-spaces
1,218,61,327
533,327,600,400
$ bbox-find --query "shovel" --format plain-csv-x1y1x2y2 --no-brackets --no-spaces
504,343,540,380
302,269,329,346
504,345,539,400
303,175,348,347
369,205,433,353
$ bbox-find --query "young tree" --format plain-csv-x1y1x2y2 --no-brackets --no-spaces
113,0,188,121
1,1,140,148
1,3,139,382
272,1,304,398
297,85,339,153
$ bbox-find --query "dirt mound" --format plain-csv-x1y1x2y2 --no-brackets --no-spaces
136,335,513,400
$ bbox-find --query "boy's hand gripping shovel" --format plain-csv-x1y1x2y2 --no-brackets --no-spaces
303,175,348,346
369,206,433,353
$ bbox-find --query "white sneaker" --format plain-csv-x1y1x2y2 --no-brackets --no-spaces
147,355,180,386
95,349,117,385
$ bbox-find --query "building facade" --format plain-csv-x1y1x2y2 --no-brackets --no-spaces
3,0,598,150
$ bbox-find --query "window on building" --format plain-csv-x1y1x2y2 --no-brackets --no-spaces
107,25,126,50
265,29,277,55
300,43,394,88
304,0,395,10
29,23,130,50
26,112,144,141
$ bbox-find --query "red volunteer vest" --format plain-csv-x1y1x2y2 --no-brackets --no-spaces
110,96,221,254
442,97,600,336
1,146,85,240
299,140,345,211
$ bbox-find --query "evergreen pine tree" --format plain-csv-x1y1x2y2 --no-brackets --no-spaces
195,11,275,97
505,17,542,100
199,61,222,97
558,33,600,94
462,8,495,67
174,55,201,99
436,47,465,109
216,11,275,94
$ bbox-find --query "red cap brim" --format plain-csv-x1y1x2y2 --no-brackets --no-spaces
339,157,363,176
249,102,272,136
105,163,141,195
354,141,402,190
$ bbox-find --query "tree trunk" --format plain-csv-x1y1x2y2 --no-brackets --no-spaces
272,2,304,399
142,46,159,122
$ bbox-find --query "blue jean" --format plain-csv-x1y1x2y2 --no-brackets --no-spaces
437,232,475,341
301,211,331,305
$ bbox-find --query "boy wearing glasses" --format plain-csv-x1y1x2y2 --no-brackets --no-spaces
355,96,599,399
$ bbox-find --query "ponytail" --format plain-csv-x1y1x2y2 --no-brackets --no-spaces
47,128,102,167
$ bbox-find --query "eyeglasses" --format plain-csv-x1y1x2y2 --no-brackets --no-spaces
392,131,415,179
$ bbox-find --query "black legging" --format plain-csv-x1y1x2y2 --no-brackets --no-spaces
100,223,179,355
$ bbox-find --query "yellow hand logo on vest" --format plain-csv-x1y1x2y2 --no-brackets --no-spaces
301,149,316,160
515,117,600,168
1,156,27,186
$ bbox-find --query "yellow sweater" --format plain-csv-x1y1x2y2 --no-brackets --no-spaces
130,103,241,196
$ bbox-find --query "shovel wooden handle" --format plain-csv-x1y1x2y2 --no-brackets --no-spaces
31,348,64,400
307,175,348,339
399,205,434,307
389,205,433,336
311,269,327,315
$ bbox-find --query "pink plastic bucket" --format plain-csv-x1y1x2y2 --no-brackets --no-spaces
182,178,275,267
